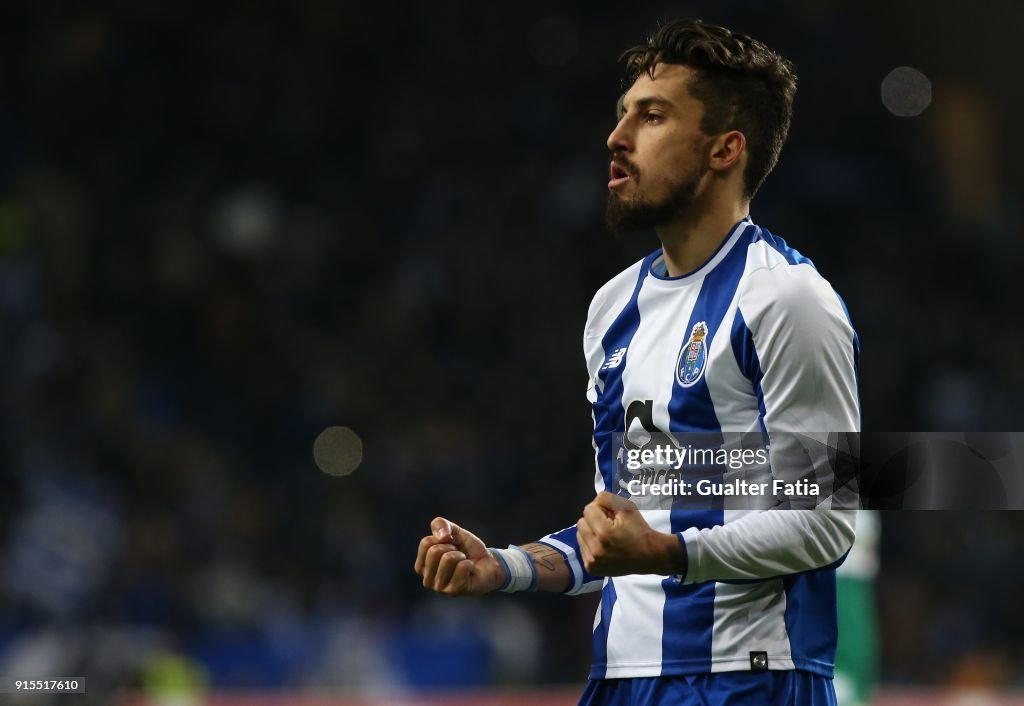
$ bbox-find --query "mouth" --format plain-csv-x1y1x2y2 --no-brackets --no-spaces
608,161,632,189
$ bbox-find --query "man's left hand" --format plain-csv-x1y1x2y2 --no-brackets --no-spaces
576,491,684,576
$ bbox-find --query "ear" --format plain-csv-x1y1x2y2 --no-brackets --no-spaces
708,130,746,174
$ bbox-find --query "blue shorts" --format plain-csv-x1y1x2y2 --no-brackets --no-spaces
578,671,837,706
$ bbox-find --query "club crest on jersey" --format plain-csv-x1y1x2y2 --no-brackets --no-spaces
676,321,709,387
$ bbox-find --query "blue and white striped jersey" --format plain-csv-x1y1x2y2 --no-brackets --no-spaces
538,216,860,679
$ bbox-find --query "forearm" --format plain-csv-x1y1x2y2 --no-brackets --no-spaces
678,509,856,585
518,543,574,592
533,525,606,594
534,521,687,584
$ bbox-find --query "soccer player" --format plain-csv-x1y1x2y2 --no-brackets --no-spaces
414,18,860,706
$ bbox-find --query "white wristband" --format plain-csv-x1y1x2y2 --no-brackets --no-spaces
490,545,537,592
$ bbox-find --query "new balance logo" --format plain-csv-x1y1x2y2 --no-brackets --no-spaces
601,347,627,370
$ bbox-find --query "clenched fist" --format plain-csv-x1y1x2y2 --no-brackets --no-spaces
576,491,685,576
413,517,507,596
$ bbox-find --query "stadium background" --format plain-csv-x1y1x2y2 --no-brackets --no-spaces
0,0,1022,703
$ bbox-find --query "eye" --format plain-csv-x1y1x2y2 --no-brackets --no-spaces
644,112,663,124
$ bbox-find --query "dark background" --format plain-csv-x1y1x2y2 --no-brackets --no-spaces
0,0,1022,698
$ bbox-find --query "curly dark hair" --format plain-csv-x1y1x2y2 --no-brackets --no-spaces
620,19,798,198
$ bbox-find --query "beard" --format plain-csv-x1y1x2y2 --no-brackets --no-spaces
605,145,710,236
605,166,707,236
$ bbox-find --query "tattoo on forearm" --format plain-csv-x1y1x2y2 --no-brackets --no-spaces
523,543,564,573
519,542,572,592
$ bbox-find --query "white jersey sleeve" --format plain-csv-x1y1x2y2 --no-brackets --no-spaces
679,252,860,584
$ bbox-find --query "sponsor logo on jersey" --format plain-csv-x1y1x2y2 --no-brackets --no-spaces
601,347,627,370
676,321,708,387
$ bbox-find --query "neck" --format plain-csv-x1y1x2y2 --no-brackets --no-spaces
655,199,750,277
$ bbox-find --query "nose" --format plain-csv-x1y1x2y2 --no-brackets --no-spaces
607,116,633,154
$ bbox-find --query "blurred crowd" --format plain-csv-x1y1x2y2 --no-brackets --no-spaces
0,0,1022,699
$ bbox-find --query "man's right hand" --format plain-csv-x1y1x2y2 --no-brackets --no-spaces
413,517,507,596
